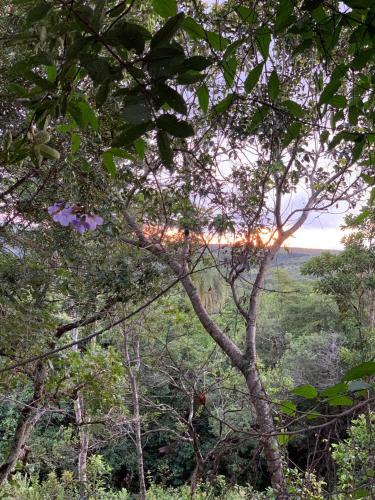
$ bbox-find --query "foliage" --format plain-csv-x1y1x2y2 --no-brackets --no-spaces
332,412,375,499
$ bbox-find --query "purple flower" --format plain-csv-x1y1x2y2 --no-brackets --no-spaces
48,202,103,234
84,214,104,231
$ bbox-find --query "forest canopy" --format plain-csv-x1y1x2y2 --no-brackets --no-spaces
0,0,374,498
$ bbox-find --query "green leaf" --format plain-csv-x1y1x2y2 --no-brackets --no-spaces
236,6,257,24
150,12,185,49
108,147,135,160
350,49,374,70
342,361,375,381
112,122,152,147
352,137,365,164
326,95,347,109
80,54,112,84
361,174,375,185
328,131,353,149
248,106,269,132
319,80,341,105
277,434,289,445
155,84,187,114
321,383,348,398
81,160,90,173
147,47,185,78
27,1,52,24
206,31,229,51
156,114,194,138
23,70,55,91
283,122,302,147
176,71,206,84
152,0,177,18
71,133,81,154
105,22,151,55
134,138,146,160
292,384,318,399
244,63,264,93
212,93,235,115
95,81,111,108
320,130,329,143
157,130,173,167
102,151,116,177
197,84,209,113
268,70,280,100
344,0,374,8
37,144,60,160
123,95,153,124
255,27,271,60
46,65,57,83
179,56,212,72
222,56,237,87
78,101,99,130
182,16,206,40
328,395,353,407
283,100,304,118
275,0,294,32
348,105,361,125
280,400,296,416
352,489,372,499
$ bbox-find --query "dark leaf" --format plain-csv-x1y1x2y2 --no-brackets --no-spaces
244,63,264,93
283,99,304,117
150,12,185,49
155,84,187,114
222,56,237,87
283,122,302,147
212,93,235,115
255,27,271,60
248,106,269,132
179,56,212,72
157,130,174,167
176,71,206,84
268,70,280,100
197,84,209,113
27,1,52,24
235,6,257,24
275,0,294,32
123,95,153,124
102,151,117,177
112,122,152,147
152,0,177,18
342,361,375,381
182,16,206,39
156,114,194,137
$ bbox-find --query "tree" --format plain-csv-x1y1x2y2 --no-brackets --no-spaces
1,0,375,496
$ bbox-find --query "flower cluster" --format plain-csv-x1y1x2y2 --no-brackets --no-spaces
48,202,103,234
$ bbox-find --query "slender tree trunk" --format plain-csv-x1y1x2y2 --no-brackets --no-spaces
0,362,48,485
123,213,288,497
123,326,147,500
243,252,288,498
72,329,89,492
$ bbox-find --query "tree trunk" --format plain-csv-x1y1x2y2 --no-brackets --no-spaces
0,362,48,485
123,326,147,500
74,393,89,484
245,365,287,498
72,329,89,494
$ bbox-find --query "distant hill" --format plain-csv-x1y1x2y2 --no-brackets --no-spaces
271,247,340,279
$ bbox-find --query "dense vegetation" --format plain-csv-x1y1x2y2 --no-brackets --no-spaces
0,0,374,498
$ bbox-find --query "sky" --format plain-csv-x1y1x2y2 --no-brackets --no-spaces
285,209,349,250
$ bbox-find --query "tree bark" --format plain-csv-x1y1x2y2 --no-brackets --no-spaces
123,326,147,500
72,329,89,493
0,362,48,485
123,212,288,497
